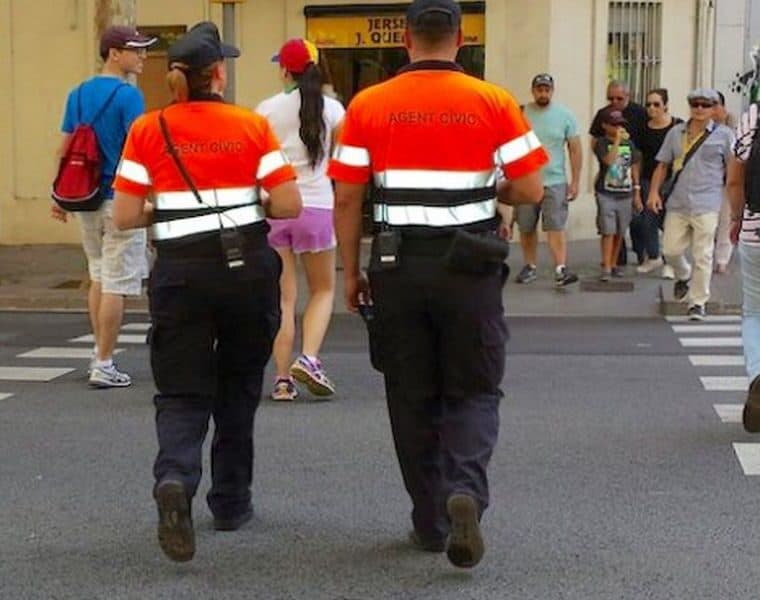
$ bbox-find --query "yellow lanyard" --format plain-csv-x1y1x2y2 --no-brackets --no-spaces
673,127,705,174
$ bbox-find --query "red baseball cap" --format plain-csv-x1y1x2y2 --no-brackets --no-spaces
99,25,157,59
271,39,319,74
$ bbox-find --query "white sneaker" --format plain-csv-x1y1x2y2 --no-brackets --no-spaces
89,364,131,388
636,257,664,274
661,264,675,280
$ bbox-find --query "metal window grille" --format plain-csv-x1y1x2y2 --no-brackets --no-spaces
608,2,662,103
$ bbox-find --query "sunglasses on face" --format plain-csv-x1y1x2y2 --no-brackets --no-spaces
646,101,662,107
689,101,714,109
607,96,625,101
120,47,147,57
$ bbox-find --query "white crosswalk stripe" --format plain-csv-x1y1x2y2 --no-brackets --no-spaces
17,347,124,359
121,323,151,332
714,404,743,423
679,337,742,347
733,443,760,475
689,355,745,366
700,376,749,391
69,334,146,344
0,367,75,381
666,315,741,323
672,324,741,334
0,393,12,401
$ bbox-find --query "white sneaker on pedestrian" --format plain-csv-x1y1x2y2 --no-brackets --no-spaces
636,257,664,274
89,364,131,388
661,264,675,280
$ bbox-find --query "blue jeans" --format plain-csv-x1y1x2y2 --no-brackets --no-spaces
740,242,760,382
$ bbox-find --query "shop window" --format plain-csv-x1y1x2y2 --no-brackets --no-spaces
607,2,662,103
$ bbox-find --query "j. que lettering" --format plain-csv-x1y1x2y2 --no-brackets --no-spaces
366,17,406,45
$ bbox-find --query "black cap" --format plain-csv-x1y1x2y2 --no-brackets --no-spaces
600,107,627,125
167,21,240,69
406,0,462,27
532,73,554,88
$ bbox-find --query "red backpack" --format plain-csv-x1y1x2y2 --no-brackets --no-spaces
51,84,125,211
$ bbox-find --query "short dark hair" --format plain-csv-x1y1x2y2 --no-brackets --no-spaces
647,87,669,105
408,11,459,46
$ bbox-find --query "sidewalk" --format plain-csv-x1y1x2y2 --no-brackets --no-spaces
0,241,742,317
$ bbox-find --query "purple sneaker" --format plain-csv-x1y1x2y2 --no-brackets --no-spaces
271,376,298,402
290,355,335,397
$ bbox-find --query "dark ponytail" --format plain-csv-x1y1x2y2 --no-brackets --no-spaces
293,63,326,169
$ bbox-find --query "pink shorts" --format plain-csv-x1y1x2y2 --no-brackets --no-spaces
267,207,336,254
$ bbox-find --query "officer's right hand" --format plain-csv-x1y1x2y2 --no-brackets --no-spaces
50,203,68,223
344,272,371,313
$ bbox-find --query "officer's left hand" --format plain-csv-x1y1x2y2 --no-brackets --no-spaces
345,272,371,313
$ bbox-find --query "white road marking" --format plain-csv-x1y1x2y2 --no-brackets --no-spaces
0,367,75,381
17,347,124,359
689,355,745,366
0,393,12,401
733,443,760,475
672,324,741,334
700,376,749,391
714,404,743,423
679,337,742,347
69,334,146,344
666,315,741,322
121,323,151,331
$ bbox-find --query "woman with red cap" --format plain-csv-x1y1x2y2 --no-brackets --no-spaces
257,38,345,401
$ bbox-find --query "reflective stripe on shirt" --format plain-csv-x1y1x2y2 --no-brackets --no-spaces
332,144,371,167
373,198,496,227
257,150,290,180
494,131,542,167
154,187,258,210
152,204,265,241
373,169,496,190
117,159,151,186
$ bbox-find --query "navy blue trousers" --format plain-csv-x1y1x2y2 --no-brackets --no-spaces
149,244,281,520
369,253,507,542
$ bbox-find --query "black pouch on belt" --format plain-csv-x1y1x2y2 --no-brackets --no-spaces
443,230,509,275
358,304,384,372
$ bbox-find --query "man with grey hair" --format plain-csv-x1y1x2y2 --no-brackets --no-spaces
647,88,735,320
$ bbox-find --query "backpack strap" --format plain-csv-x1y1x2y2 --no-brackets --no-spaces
87,83,127,126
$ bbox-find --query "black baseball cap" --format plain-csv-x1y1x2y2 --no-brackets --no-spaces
168,21,240,69
406,0,462,27
600,107,628,125
532,73,554,88
99,25,156,58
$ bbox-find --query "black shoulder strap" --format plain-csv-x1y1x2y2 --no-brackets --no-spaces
158,110,204,205
87,83,127,127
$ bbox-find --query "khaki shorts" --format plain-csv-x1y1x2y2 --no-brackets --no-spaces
78,200,147,296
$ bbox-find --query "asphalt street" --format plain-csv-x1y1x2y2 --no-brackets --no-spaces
0,311,758,599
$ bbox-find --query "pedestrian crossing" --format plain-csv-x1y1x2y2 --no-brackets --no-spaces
0,320,150,401
668,314,758,475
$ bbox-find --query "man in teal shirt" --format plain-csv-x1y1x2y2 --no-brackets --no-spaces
515,74,583,287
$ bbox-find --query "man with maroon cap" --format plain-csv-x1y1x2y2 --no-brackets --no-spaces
54,25,156,388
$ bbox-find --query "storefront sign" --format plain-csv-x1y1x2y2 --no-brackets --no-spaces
306,13,485,48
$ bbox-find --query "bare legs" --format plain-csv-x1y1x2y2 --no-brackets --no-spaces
271,247,336,378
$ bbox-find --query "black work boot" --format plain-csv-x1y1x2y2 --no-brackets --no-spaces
445,494,484,568
155,479,195,562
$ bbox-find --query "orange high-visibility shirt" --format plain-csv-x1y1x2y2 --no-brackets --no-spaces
114,100,296,244
328,62,548,232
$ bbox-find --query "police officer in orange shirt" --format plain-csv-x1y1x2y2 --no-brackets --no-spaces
112,22,302,562
329,0,547,569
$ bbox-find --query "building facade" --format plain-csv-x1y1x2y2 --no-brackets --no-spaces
0,0,730,244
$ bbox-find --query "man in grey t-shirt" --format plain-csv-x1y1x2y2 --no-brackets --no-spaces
647,88,735,321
